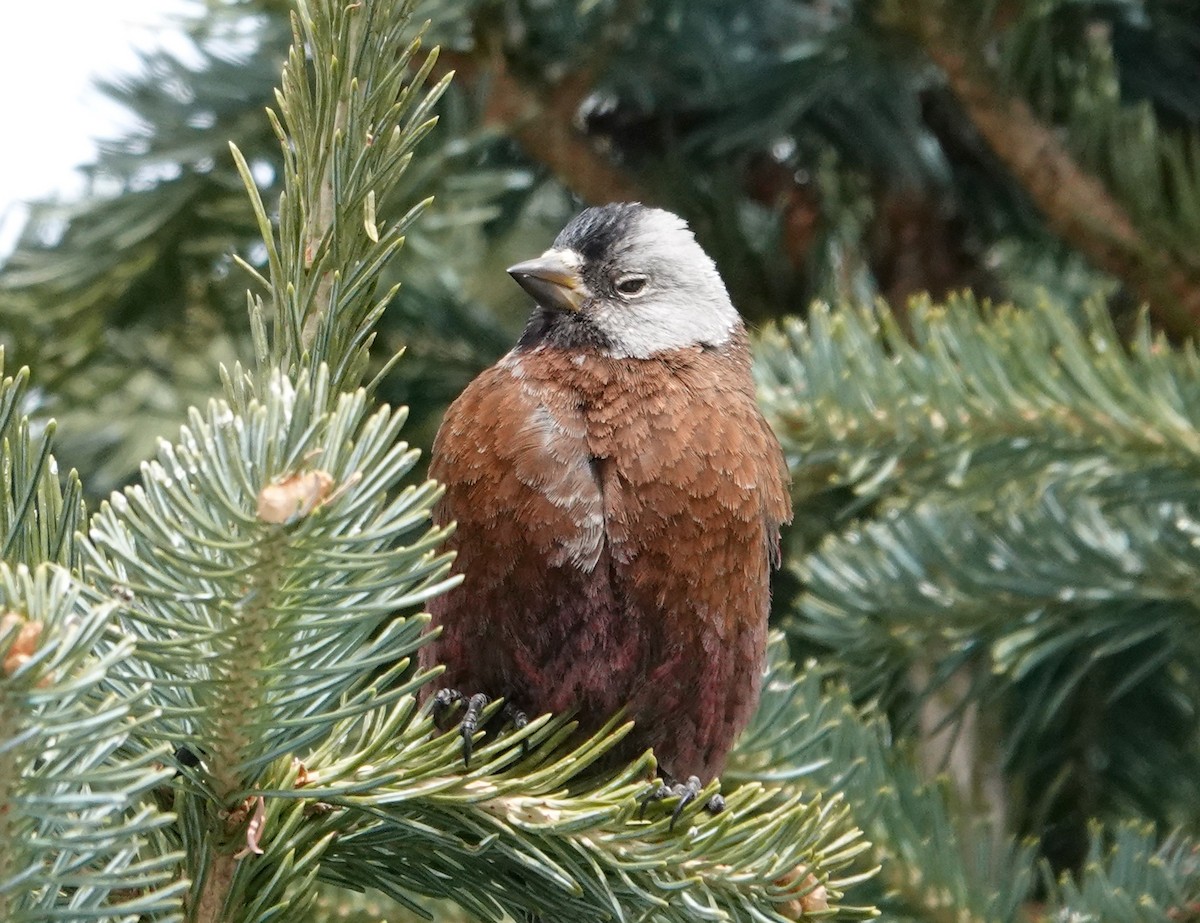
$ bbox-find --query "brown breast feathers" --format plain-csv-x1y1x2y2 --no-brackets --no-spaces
422,328,791,781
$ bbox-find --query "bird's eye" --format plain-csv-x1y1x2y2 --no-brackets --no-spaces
615,275,648,297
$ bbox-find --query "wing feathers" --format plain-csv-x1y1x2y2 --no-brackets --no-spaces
423,332,791,780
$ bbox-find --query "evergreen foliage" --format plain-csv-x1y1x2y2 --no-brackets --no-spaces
0,565,186,922
0,353,86,570
758,296,1200,903
0,362,176,920
2,0,1200,920
1,1,876,919
6,0,1200,492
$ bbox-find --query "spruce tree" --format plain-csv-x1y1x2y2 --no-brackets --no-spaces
0,1,871,919
2,0,1200,921
8,0,1198,497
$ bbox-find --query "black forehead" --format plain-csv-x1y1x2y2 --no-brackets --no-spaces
553,203,646,263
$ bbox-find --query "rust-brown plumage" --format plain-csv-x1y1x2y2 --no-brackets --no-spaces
421,203,790,788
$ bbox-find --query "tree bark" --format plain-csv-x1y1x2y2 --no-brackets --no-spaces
896,3,1200,339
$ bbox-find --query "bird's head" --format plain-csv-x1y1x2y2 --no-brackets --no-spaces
507,203,739,359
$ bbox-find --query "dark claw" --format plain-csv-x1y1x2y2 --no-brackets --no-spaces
638,776,711,830
432,688,465,730
637,778,668,820
503,702,530,755
460,692,490,768
432,689,529,767
503,702,528,731
431,688,486,765
669,776,703,830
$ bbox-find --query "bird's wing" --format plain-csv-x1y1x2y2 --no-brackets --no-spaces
756,410,793,567
429,356,604,571
423,355,616,702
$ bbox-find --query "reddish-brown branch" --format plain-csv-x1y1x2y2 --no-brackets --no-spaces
434,52,648,206
900,6,1200,338
433,52,825,277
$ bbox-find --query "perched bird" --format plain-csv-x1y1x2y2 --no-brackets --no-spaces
421,203,791,811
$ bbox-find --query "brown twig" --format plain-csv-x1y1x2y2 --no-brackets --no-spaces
434,51,648,206
432,50,834,280
192,852,238,923
895,4,1200,338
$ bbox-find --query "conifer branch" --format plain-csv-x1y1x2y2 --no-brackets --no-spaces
237,0,449,397
85,367,455,921
756,296,1200,897
729,638,1029,923
756,296,1200,506
431,50,650,206
882,1,1200,339
0,565,186,921
1047,824,1200,922
0,297,167,923
0,350,86,570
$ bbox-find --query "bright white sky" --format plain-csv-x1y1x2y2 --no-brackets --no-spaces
0,0,195,254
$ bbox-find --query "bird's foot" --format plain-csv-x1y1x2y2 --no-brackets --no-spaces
503,701,529,731
638,775,725,830
432,688,490,768
432,690,530,768
502,702,532,756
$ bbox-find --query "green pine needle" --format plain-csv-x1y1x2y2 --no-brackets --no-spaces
0,564,186,921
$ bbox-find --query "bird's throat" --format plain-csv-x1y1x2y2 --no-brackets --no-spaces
517,307,615,353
